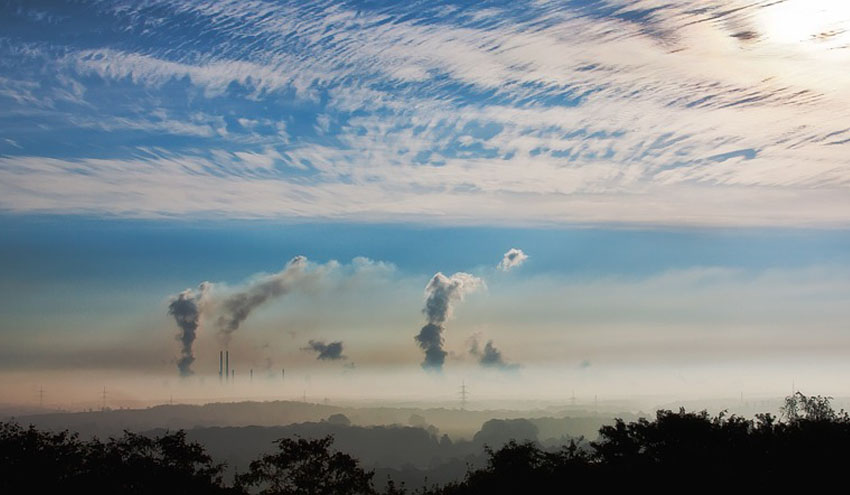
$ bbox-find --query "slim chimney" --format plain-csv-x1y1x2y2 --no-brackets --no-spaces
225,351,229,382
219,351,223,382
250,369,253,382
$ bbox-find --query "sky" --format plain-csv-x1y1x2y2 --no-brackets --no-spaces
1,0,850,408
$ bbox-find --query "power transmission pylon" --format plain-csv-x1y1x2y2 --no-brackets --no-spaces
459,380,469,410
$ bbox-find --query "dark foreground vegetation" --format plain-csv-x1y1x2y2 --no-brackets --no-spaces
2,392,848,494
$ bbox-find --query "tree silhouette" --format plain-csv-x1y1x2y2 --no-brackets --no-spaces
0,422,231,494
0,422,86,493
236,435,376,495
780,391,847,422
83,430,230,494
6,390,850,494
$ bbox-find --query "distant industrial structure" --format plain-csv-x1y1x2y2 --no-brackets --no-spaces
218,350,234,382
216,351,285,384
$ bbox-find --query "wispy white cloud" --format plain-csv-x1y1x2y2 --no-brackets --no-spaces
1,0,849,225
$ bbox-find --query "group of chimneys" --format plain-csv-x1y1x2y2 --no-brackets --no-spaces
219,350,232,382
219,350,285,383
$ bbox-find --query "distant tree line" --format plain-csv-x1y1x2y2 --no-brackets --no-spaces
2,392,848,494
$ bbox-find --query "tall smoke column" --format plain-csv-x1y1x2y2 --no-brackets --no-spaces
415,272,484,371
167,284,208,376
216,256,310,344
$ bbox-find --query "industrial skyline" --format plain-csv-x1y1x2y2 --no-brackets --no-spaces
2,0,850,409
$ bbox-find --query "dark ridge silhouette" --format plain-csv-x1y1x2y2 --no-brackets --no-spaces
10,400,618,441
3,392,846,493
472,418,538,447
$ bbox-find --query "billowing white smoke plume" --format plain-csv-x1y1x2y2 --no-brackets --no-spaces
215,256,313,344
468,332,519,371
166,256,385,376
167,283,210,376
415,272,484,371
498,248,528,272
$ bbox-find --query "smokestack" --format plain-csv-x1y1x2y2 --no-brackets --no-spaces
219,351,223,382
250,369,253,381
226,351,229,382
282,368,285,381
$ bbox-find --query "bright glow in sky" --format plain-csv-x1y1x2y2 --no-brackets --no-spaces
757,0,850,46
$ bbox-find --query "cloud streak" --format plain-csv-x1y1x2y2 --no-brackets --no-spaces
1,1,850,226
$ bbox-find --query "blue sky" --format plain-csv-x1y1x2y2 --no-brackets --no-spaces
2,1,850,404
2,0,849,225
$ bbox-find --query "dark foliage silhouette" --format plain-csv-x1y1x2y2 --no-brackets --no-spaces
438,438,589,494
0,422,231,494
236,435,376,495
4,392,850,494
432,392,850,493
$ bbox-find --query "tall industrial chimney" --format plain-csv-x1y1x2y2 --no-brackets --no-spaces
219,351,223,382
225,351,229,382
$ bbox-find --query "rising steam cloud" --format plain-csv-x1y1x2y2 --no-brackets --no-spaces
468,333,519,371
498,248,528,272
303,340,346,360
415,272,484,371
216,255,310,344
167,283,209,376
166,255,388,376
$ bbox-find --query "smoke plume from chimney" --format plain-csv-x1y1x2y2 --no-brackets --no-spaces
216,256,310,344
415,272,484,371
167,283,209,376
303,340,346,360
